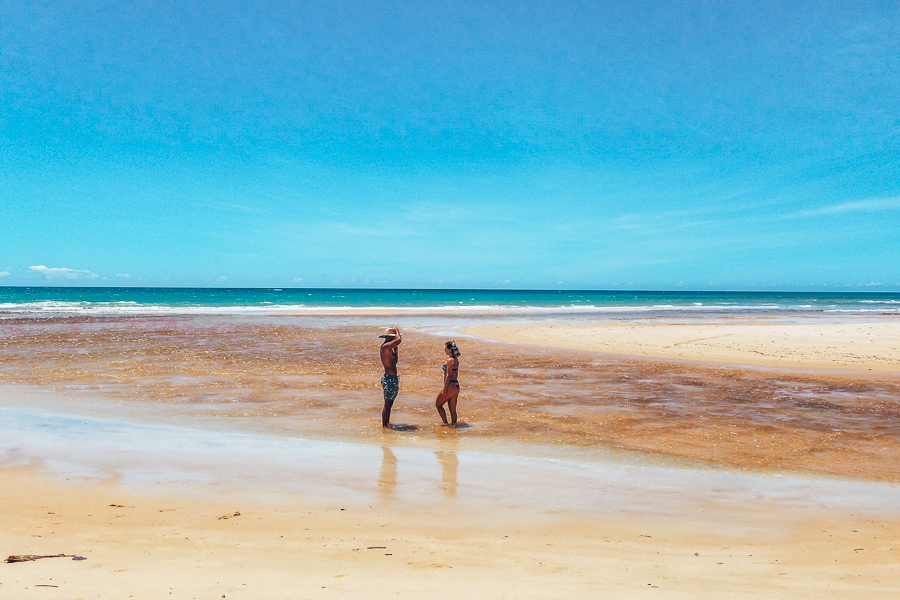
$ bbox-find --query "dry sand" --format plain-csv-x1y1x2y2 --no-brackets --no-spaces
2,467,899,599
469,320,900,373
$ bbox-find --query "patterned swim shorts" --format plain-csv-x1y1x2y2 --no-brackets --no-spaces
381,374,399,402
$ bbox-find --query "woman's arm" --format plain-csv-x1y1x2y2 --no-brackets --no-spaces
442,357,453,391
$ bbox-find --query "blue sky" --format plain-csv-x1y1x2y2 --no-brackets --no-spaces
1,0,898,290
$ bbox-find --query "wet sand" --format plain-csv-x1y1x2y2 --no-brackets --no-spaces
2,314,899,480
2,313,900,596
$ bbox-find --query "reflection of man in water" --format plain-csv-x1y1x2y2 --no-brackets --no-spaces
379,446,398,498
379,327,402,427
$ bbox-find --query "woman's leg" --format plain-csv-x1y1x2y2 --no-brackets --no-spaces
435,392,449,425
447,389,459,424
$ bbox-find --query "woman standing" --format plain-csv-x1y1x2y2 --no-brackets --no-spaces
435,340,461,426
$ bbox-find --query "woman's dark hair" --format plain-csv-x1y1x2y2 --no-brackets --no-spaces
445,340,461,358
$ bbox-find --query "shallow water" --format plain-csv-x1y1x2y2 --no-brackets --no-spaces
3,402,900,527
1,313,899,483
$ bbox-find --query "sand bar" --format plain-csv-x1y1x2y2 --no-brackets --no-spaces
469,320,900,373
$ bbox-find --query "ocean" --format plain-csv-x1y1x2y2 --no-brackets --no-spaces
2,286,899,316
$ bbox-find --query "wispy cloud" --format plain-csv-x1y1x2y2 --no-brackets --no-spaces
0,271,10,277
29,265,99,280
116,273,130,279
793,197,900,218
208,200,262,214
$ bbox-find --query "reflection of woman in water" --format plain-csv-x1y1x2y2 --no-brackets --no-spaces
435,341,461,425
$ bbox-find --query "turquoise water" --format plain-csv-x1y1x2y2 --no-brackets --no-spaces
1,287,899,315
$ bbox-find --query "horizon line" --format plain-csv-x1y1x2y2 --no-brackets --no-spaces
1,285,898,294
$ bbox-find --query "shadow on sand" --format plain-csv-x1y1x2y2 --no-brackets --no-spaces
387,423,418,432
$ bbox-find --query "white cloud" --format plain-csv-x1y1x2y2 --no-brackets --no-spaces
29,265,99,280
293,277,304,282
116,273,130,279
217,276,228,282
0,271,9,277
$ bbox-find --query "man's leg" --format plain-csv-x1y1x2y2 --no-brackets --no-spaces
381,375,399,427
382,398,394,427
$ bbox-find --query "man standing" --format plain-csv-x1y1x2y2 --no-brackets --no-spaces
379,326,402,428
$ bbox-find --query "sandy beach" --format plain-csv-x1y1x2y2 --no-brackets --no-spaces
2,465,899,599
2,312,900,597
469,319,900,373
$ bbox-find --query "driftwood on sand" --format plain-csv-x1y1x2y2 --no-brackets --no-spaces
5,554,87,563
